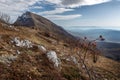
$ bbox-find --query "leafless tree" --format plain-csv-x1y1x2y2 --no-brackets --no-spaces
0,12,11,24
74,35,105,80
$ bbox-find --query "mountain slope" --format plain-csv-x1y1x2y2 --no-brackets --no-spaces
0,19,120,80
14,12,76,43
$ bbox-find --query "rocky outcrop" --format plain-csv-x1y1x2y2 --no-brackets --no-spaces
11,37,32,48
46,51,61,68
0,54,17,64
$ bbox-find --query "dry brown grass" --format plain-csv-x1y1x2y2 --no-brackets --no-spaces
0,23,120,80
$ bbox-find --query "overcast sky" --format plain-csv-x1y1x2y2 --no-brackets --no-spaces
0,0,120,27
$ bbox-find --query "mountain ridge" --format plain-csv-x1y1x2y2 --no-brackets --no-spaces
14,12,76,43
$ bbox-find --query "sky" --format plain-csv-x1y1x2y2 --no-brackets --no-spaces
0,0,120,28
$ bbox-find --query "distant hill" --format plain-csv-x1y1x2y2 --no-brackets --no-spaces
14,11,76,43
67,28,120,42
97,42,120,61
67,28,120,61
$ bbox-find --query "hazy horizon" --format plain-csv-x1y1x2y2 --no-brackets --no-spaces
63,26,120,31
66,27,120,43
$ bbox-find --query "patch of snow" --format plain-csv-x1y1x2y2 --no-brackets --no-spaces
46,51,61,68
38,45,47,52
11,37,32,48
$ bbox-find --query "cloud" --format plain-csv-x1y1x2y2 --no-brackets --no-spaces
44,14,82,20
0,0,42,20
0,0,112,22
38,7,81,20
45,0,61,4
45,0,111,8
30,6,43,9
61,0,111,8
38,0,111,20
39,8,74,15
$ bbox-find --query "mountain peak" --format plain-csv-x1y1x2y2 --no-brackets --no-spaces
25,11,31,14
14,11,35,27
21,11,32,18
14,11,76,42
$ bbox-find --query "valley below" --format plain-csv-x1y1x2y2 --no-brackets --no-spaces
66,28,120,62
97,42,120,61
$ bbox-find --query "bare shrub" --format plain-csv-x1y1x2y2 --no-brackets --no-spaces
72,35,105,80
0,12,11,24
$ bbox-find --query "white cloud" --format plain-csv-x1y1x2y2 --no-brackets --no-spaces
45,0,111,8
39,8,74,15
38,7,81,20
0,0,112,22
61,0,111,8
0,0,42,21
40,0,111,21
30,6,43,9
44,14,82,20
45,0,61,4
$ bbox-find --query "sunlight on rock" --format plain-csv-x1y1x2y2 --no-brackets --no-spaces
38,45,47,52
11,37,33,48
0,54,17,64
66,56,78,64
71,56,78,64
46,51,61,68
16,50,21,54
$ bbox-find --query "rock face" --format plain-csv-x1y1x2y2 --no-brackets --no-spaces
14,11,76,42
14,12,35,27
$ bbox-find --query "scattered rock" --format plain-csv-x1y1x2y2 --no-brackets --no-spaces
46,51,61,68
16,50,21,54
0,54,17,64
65,56,78,64
71,56,78,64
38,45,47,52
11,37,32,48
9,25,14,28
66,58,71,61
82,65,85,69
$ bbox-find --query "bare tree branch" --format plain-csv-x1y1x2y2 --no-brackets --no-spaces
0,12,11,24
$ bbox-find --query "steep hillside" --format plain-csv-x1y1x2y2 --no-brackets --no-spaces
0,18,120,80
14,12,76,43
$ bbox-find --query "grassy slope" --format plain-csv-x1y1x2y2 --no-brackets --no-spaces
0,23,120,80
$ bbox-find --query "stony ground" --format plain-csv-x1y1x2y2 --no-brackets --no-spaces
0,23,120,80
